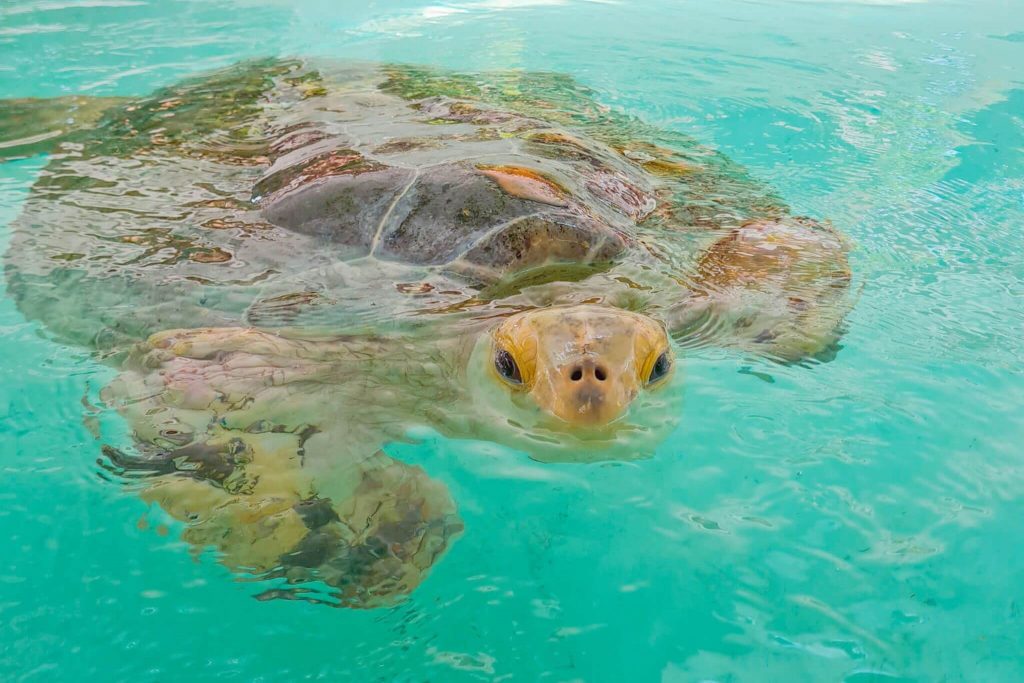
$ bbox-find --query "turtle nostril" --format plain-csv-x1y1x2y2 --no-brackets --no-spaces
594,366,607,382
570,367,583,382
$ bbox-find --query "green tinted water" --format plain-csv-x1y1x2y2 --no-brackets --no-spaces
2,0,1023,680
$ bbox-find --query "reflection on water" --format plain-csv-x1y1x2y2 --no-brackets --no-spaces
0,0,1022,680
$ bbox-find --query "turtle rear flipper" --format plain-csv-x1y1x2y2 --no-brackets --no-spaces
1,58,310,163
0,96,127,160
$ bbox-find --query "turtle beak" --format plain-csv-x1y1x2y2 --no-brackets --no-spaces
536,354,638,426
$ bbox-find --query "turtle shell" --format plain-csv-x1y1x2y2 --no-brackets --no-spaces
3,59,784,350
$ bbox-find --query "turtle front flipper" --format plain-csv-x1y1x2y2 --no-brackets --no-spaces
0,96,128,160
102,327,463,608
669,218,854,363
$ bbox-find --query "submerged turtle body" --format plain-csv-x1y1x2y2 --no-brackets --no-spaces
1,59,852,607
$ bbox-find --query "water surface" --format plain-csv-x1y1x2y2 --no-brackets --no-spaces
1,0,1023,680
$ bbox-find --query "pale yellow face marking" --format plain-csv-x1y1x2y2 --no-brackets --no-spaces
490,304,673,426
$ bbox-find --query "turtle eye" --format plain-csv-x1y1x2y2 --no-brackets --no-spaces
495,348,522,384
647,351,672,384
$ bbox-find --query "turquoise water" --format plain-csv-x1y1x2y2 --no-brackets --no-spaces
2,0,1024,680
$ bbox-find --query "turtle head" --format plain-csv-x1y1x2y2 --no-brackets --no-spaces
490,304,674,427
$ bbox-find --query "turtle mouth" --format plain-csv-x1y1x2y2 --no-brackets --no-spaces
540,358,636,427
510,379,684,457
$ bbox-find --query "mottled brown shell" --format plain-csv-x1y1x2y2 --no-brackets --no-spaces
249,92,659,280
2,59,794,349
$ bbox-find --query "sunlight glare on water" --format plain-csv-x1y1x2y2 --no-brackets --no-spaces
1,0,1023,680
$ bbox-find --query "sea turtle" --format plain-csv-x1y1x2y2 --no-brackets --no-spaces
1,59,852,607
